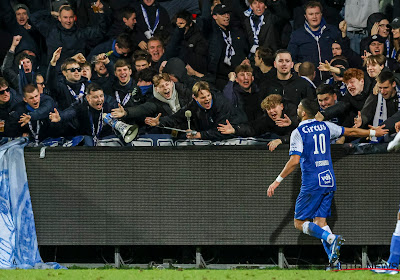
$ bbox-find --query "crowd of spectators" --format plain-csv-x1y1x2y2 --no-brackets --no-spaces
0,0,400,149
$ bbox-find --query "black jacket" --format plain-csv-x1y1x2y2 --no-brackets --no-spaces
132,1,172,44
166,24,208,74
242,9,282,51
223,81,263,122
59,99,118,138
208,22,249,83
30,10,107,66
261,73,316,106
232,100,298,144
159,94,245,141
124,82,192,122
7,100,61,140
112,78,145,108
47,64,90,110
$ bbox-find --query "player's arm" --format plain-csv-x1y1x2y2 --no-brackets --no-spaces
343,125,388,138
267,154,300,197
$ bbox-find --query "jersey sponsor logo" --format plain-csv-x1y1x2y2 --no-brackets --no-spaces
301,124,327,134
315,160,329,167
318,170,334,187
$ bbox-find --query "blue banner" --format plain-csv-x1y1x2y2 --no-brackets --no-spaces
0,138,65,269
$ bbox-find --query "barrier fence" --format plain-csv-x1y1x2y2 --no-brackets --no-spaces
24,145,399,247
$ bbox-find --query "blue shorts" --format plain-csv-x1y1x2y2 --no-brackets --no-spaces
294,191,334,220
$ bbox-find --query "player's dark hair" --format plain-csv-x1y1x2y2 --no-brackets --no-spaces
316,84,335,96
300,98,319,117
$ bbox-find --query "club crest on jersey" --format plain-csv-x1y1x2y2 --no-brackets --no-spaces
318,170,333,187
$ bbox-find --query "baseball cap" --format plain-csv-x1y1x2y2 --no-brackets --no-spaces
212,4,231,15
368,35,386,45
389,17,400,30
13,3,30,14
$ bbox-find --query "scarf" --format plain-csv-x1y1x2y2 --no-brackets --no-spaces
153,83,180,113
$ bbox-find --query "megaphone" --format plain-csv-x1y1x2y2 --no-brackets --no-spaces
103,113,139,143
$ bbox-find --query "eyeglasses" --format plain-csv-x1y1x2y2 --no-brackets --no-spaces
37,82,45,86
67,67,82,72
0,88,10,95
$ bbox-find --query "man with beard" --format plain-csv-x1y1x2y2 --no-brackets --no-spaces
267,98,388,270
47,48,90,110
261,49,315,106
144,81,242,141
111,73,192,134
217,94,298,151
223,64,263,122
49,83,119,146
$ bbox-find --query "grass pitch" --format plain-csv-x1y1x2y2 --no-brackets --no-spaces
0,269,397,280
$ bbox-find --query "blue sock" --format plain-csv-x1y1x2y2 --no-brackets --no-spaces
322,240,331,257
307,222,331,241
388,235,400,269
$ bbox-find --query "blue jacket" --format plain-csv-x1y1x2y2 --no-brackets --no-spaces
288,23,340,67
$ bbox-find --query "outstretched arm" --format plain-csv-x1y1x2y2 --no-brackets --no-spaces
267,154,300,197
343,125,388,138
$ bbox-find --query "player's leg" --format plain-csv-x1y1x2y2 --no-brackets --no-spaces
372,211,400,274
294,192,336,244
314,191,344,264
387,212,400,269
314,217,331,257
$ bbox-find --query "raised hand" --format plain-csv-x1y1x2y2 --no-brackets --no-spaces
111,104,127,118
145,113,161,127
49,108,61,122
50,47,62,66
353,111,362,128
368,124,389,137
18,113,31,127
275,114,292,127
71,53,86,64
267,139,282,152
217,119,235,134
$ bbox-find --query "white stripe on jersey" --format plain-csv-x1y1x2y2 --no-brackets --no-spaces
324,121,344,140
290,129,303,155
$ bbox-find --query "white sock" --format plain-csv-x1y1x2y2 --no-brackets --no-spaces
326,234,336,244
394,220,400,236
321,225,332,243
302,221,310,235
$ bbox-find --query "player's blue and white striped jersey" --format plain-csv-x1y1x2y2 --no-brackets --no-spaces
289,119,344,193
